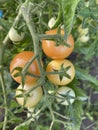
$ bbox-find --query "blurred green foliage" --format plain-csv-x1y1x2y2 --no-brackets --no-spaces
0,0,98,130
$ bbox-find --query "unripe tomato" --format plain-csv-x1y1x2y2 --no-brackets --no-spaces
56,86,75,105
15,83,43,108
78,35,89,43
78,25,89,35
9,27,24,42
42,28,74,59
46,59,75,85
10,51,41,84
48,17,56,29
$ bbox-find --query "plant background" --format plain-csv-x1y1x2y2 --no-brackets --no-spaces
0,0,98,130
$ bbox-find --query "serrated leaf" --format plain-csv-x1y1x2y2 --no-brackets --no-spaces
62,0,80,38
76,68,98,90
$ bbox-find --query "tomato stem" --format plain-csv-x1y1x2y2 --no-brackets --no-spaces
39,34,70,47
21,2,44,78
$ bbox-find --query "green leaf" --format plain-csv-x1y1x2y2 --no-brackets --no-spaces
76,68,98,90
36,125,49,130
14,125,29,130
70,84,88,101
62,0,80,38
52,3,63,29
68,100,83,130
14,119,31,130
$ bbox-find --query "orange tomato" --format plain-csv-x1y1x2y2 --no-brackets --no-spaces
42,28,74,59
10,51,40,84
46,59,75,85
15,82,43,108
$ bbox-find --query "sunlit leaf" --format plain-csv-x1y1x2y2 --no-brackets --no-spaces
62,0,80,38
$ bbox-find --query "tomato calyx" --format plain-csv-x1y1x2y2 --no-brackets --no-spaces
40,32,70,47
15,83,43,108
11,66,40,78
56,90,75,104
46,59,75,85
48,64,71,81
56,87,75,105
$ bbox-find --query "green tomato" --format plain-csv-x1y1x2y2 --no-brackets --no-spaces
8,27,24,42
56,86,75,105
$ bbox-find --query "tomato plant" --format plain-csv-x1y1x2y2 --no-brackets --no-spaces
0,0,98,130
46,59,75,85
42,28,74,59
56,86,75,105
10,51,41,84
15,82,43,108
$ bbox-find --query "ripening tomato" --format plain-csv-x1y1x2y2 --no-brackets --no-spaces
56,86,75,105
15,82,43,108
42,28,74,59
10,51,41,84
46,59,75,85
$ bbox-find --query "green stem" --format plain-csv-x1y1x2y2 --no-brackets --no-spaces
0,72,7,130
21,54,39,85
13,118,32,130
39,34,70,47
39,34,59,40
55,119,67,125
53,111,70,120
21,3,44,77
43,86,55,127
0,35,10,63
49,120,54,130
0,34,11,130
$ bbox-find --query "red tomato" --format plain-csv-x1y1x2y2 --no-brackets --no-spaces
42,28,74,59
10,51,41,84
46,59,75,85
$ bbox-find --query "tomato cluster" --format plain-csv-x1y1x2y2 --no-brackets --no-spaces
10,28,75,108
42,28,76,105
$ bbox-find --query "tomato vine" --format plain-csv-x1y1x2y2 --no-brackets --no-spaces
0,0,98,130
